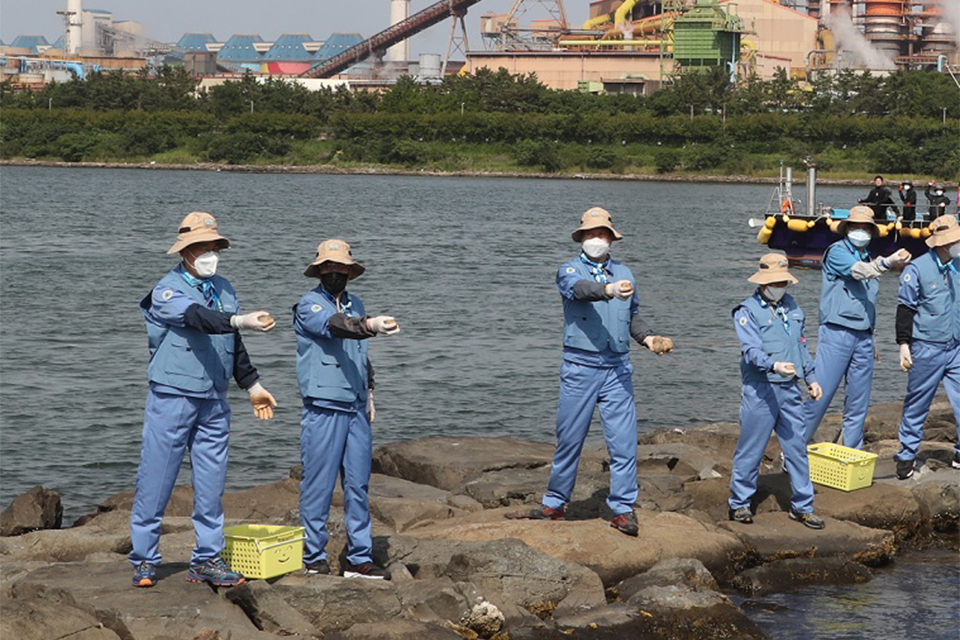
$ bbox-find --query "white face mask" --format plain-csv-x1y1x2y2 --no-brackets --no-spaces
847,229,872,248
950,243,960,260
764,285,787,303
903,184,911,191
191,251,219,278
582,238,610,260
935,190,944,196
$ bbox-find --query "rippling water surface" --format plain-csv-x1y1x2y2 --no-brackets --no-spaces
0,167,927,514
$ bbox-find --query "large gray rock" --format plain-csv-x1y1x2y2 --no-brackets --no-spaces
552,562,607,618
7,561,270,639
1,485,63,536
730,557,873,595
408,508,746,586
394,576,479,625
812,482,923,532
444,538,571,610
368,474,480,532
372,436,556,491
326,620,462,640
225,580,321,637
911,473,960,528
719,512,895,566
613,557,719,602
0,588,123,640
268,573,402,633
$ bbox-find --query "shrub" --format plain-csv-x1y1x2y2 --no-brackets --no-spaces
654,149,680,173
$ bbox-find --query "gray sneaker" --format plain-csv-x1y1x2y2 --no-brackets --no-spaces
728,506,753,524
789,510,825,530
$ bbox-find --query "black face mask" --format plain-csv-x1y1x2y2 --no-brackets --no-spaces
321,272,348,295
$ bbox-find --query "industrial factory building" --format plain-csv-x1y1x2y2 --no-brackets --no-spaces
1,0,957,91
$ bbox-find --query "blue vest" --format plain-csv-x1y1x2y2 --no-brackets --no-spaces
737,293,808,384
296,289,369,403
141,270,238,394
910,252,960,344
561,259,634,354
818,240,878,331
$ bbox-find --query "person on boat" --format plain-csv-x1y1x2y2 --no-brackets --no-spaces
924,182,951,218
898,179,918,222
729,253,825,529
130,212,278,589
893,215,960,480
295,239,400,579
802,206,911,450
506,207,673,537
859,176,895,222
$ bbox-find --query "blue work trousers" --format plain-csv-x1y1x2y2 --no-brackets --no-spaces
543,360,639,515
300,404,373,566
129,389,231,566
804,324,875,449
896,340,960,462
730,380,814,514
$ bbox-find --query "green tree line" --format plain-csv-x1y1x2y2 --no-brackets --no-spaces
1,66,958,178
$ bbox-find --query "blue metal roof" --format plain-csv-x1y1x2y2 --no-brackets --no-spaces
262,33,314,61
10,35,51,53
52,35,64,49
217,34,264,62
177,33,217,52
315,33,363,61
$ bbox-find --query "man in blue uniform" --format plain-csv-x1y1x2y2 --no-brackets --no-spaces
295,239,400,579
130,212,278,588
803,206,911,450
508,207,673,537
730,253,825,529
893,215,960,479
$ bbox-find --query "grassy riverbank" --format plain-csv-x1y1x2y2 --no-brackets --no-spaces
2,68,958,182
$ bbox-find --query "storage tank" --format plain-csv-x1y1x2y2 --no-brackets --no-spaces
418,53,442,82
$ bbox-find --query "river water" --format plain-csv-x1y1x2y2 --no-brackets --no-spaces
1,166,957,637
0,166,930,513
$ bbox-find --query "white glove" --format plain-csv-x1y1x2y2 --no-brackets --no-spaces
808,382,823,401
899,343,913,372
885,249,911,269
367,390,376,423
231,311,276,333
604,280,634,301
367,315,400,336
773,362,797,378
247,382,278,420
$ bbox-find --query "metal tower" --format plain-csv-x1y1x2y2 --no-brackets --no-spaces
498,0,568,50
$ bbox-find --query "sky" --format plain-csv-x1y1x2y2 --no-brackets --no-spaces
0,0,590,56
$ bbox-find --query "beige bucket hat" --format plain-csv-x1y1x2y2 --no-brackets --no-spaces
304,239,366,280
166,212,230,254
748,253,799,285
926,215,960,248
836,205,880,238
571,207,623,242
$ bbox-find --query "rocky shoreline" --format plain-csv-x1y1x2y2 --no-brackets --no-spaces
2,398,957,640
0,159,876,186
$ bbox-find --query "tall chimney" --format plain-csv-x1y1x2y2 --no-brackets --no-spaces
67,0,83,54
385,0,410,65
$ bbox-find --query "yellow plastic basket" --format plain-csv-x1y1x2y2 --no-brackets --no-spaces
222,524,305,579
807,443,878,491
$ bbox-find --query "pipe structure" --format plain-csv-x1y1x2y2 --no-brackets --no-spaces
862,0,906,58
805,159,817,217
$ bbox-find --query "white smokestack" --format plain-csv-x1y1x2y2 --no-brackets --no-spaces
385,0,410,64
67,0,82,54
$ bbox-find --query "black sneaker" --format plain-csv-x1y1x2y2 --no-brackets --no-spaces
610,511,639,537
303,560,330,575
789,510,826,529
343,561,390,581
952,452,960,470
728,506,753,524
896,458,915,480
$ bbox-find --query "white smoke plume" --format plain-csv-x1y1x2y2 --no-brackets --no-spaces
824,9,896,70
939,0,960,47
